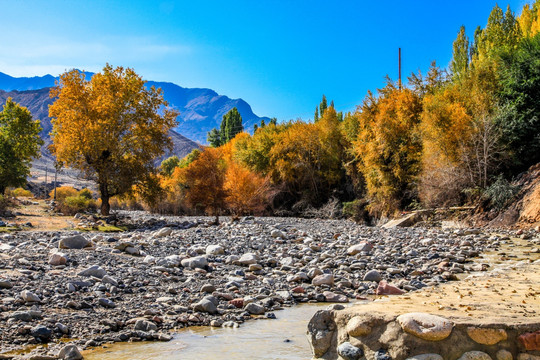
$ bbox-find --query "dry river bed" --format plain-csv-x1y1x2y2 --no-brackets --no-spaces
0,214,538,359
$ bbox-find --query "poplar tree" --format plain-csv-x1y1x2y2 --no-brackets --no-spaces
451,25,470,79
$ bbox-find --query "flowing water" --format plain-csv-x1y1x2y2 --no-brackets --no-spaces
84,303,334,360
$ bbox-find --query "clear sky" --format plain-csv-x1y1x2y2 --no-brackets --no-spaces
0,0,528,121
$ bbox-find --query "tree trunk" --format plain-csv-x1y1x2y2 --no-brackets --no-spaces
0,185,5,196
99,183,110,216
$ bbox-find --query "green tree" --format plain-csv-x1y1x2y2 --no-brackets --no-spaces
220,107,243,144
314,105,319,122
49,65,179,215
0,98,43,194
496,33,540,171
319,95,328,117
451,25,470,79
160,155,180,176
207,128,221,147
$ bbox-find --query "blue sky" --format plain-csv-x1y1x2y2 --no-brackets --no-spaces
0,0,528,121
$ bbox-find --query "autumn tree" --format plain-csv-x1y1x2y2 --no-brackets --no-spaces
224,162,272,215
182,147,227,223
0,98,43,194
451,26,470,79
49,65,179,215
354,83,423,215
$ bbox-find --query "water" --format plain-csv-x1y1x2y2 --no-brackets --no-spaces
84,303,333,360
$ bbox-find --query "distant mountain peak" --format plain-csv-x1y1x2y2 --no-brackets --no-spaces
0,71,269,143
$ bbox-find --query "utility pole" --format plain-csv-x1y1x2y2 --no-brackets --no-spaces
399,47,402,91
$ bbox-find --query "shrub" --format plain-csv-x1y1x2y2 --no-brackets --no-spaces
50,186,78,202
56,195,96,215
484,175,519,210
11,187,33,197
78,188,94,200
0,194,8,213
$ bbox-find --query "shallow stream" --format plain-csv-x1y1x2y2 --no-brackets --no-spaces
84,303,333,360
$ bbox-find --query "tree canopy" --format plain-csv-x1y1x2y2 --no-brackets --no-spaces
0,98,43,194
49,64,179,215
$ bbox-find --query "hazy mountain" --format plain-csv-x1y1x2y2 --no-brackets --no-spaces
0,71,269,143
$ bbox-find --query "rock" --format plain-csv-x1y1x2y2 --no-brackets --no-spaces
376,281,405,295
406,355,444,360
0,279,13,289
200,283,216,293
517,355,540,360
78,265,107,279
229,298,244,308
206,244,224,255
322,291,348,303
312,273,334,286
307,310,336,358
375,348,392,360
396,313,453,341
154,227,173,238
249,263,263,271
519,330,540,350
457,351,492,360
101,275,118,286
98,298,116,308
245,302,265,315
271,229,285,238
347,316,372,337
467,327,507,345
55,323,69,335
347,242,373,255
239,253,259,265
363,269,382,282
181,256,208,269
21,290,41,303
193,298,217,314
337,342,364,360
59,235,90,249
49,253,67,266
57,344,83,360
11,311,33,321
134,319,157,332
31,324,52,340
495,350,512,360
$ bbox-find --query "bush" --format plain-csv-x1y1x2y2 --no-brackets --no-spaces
484,175,519,210
10,187,33,197
78,188,94,200
0,194,8,213
56,195,96,215
342,199,370,224
50,186,78,201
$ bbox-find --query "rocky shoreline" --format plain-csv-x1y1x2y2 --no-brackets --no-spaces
0,213,527,359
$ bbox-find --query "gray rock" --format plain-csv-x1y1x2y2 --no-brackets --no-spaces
21,290,41,303
134,319,158,332
457,351,492,360
59,235,90,249
245,302,265,315
78,265,107,279
363,269,382,282
406,355,444,360
307,310,336,358
31,324,52,340
193,298,218,314
323,291,349,303
337,342,364,360
200,283,216,293
181,256,208,269
55,322,70,334
57,344,83,360
98,298,116,308
101,275,118,286
397,312,454,341
11,311,33,321
347,242,373,255
206,244,224,255
239,253,259,265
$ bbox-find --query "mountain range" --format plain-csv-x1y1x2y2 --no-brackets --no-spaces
0,71,269,144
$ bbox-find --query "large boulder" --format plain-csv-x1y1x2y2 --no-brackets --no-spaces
396,312,454,341
59,235,91,249
206,245,224,255
57,344,83,360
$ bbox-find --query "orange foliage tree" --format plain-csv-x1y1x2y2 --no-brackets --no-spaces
49,65,178,215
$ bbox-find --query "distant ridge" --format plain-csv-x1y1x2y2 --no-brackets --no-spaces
0,71,269,143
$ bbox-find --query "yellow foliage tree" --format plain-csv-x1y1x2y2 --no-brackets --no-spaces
354,84,422,216
49,65,178,215
224,162,272,215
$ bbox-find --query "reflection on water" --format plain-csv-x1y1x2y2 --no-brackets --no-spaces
84,303,334,360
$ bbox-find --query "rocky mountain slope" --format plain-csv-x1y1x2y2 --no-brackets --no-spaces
0,71,269,143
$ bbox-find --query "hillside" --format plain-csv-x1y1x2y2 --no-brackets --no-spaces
0,88,200,180
0,72,269,143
